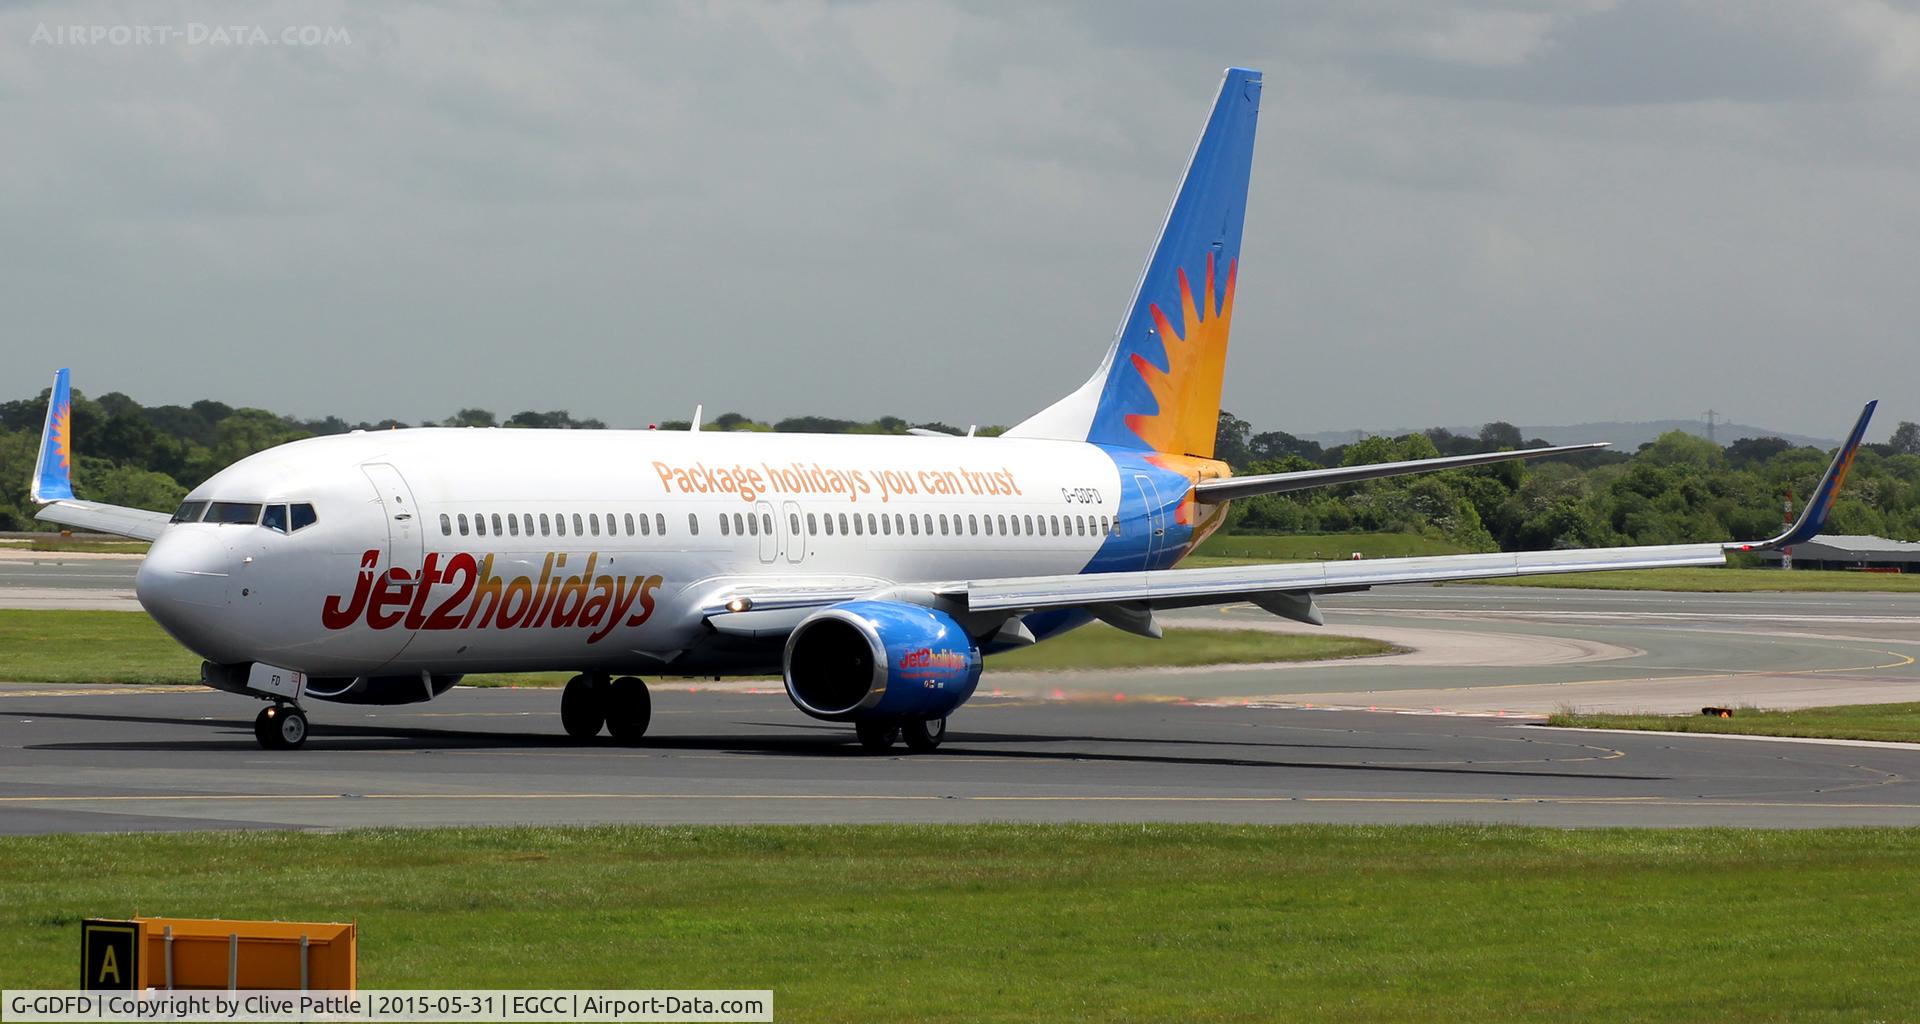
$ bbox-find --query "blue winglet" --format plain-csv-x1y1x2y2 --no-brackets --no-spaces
1734,400,1876,552
30,368,75,503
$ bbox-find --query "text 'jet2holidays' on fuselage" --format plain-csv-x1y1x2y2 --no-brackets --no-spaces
28,67,1876,751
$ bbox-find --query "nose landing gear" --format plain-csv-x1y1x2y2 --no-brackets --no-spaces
253,704,308,750
560,674,652,743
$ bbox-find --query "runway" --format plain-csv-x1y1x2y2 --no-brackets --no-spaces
6,550,1920,832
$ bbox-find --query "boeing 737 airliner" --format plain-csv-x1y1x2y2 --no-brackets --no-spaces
29,68,1875,750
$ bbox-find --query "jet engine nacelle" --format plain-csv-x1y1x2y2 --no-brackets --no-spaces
783,601,982,721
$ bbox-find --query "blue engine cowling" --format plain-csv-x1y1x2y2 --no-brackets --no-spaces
783,601,983,721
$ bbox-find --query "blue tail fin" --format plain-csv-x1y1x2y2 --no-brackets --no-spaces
1008,67,1261,459
30,368,74,502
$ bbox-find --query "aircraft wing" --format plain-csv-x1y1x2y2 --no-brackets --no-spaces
705,402,1877,635
26,368,170,542
1194,442,1607,502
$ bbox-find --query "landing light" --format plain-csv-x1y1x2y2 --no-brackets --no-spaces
726,597,753,613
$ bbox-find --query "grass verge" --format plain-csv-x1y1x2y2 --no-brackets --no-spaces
1549,702,1920,743
0,536,149,554
1449,567,1920,592
1188,532,1475,566
0,611,1393,686
3,825,1919,1022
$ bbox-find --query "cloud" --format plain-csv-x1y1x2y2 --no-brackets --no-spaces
0,1,1913,439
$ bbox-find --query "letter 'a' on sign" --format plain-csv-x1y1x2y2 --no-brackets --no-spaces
82,919,139,990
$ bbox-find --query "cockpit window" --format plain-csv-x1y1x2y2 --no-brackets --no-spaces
205,501,262,525
171,501,207,523
261,505,290,533
291,504,317,531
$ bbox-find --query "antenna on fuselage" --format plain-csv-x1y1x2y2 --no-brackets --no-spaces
690,404,703,432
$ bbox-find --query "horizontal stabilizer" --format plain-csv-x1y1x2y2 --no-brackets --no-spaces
1194,442,1607,503
36,500,169,541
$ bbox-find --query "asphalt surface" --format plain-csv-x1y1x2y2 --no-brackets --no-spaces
6,683,1920,832
6,551,1920,832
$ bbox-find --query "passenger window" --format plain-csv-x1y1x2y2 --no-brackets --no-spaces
720,515,731,536
171,500,208,524
997,515,1008,535
206,501,263,525
734,512,746,536
969,514,978,535
790,513,801,535
589,515,600,537
853,514,864,536
909,515,919,536
881,515,891,536
540,513,551,536
656,513,667,536
923,514,932,536
867,513,878,535
1050,515,1060,535
508,514,520,537
572,513,584,536
839,513,850,535
625,513,635,536
747,513,759,537
687,513,699,536
489,514,502,536
894,514,904,535
938,514,948,535
440,513,452,536
807,513,818,535
763,513,773,535
983,516,994,536
458,514,470,536
522,514,533,536
475,515,487,537
261,505,289,533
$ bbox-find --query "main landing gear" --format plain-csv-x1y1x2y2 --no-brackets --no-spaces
561,674,652,743
855,716,946,753
253,703,308,750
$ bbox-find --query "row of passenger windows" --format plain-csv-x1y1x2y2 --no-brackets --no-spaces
442,510,669,539
171,500,318,534
438,508,1118,542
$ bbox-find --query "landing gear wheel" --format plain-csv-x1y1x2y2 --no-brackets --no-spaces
254,705,307,750
901,716,946,753
855,720,900,751
605,676,652,744
560,674,605,739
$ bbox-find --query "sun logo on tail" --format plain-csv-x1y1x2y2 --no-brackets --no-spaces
50,403,71,472
1124,252,1236,459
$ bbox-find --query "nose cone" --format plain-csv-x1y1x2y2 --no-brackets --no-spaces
137,529,246,662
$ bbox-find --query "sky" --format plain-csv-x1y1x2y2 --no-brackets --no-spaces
0,1,1914,438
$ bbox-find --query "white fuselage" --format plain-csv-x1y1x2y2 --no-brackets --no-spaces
136,428,1189,682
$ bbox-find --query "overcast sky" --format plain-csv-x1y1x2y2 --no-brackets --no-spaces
1,1,1913,438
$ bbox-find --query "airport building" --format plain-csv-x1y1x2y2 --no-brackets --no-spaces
1756,534,1920,572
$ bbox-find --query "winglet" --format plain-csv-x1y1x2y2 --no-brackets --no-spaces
1732,400,1876,552
29,368,75,503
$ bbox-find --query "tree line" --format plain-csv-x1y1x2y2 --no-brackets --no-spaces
2,385,1916,552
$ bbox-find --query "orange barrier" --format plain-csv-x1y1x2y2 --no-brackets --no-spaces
81,918,356,990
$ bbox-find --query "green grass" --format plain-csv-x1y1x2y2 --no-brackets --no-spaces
0,611,1393,686
1452,566,1920,592
1187,532,1475,566
0,610,202,683
985,622,1394,670
1550,702,1920,743
3,825,1920,1021
0,536,149,554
